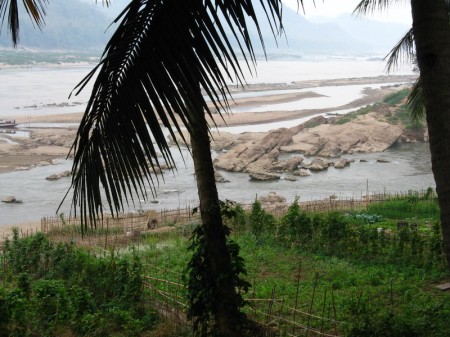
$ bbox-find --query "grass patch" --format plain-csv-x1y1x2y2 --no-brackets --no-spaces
382,88,410,106
335,105,374,125
387,104,425,129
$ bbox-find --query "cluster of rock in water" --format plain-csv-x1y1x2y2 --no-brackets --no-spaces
212,127,355,182
168,108,418,183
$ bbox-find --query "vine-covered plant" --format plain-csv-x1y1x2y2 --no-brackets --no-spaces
186,200,251,336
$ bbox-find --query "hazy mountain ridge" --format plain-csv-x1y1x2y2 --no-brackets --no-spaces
308,13,410,54
0,0,409,60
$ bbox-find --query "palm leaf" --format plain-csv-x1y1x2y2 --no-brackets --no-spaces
353,0,402,16
385,28,415,73
66,0,297,230
407,77,425,122
0,0,48,46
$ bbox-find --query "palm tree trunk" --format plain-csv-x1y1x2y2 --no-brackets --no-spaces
189,114,242,336
411,0,450,269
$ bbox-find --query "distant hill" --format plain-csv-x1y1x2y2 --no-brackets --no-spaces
248,10,373,57
308,13,410,55
0,1,409,57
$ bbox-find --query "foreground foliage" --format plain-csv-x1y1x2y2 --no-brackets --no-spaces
0,229,154,337
1,194,449,336
141,194,449,336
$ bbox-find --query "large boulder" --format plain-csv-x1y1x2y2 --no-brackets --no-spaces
45,170,71,181
215,171,230,183
214,128,293,173
271,156,304,172
249,172,280,181
284,156,304,171
2,196,22,204
293,169,311,177
283,111,403,157
305,157,329,171
333,158,351,169
259,191,286,204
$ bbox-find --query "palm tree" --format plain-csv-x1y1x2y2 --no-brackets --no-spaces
356,0,450,270
69,1,292,335
1,0,303,335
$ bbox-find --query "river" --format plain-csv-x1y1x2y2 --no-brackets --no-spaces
0,57,432,226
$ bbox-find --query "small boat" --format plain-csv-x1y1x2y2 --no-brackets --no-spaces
0,119,18,128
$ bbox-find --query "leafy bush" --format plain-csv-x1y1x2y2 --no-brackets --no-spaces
279,197,312,243
248,200,275,238
0,234,150,336
321,212,349,252
31,280,72,336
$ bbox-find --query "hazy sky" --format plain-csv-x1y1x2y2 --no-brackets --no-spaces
98,0,412,25
282,0,412,25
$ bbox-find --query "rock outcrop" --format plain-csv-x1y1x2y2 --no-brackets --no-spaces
249,171,280,181
212,108,401,178
2,196,22,204
333,158,351,169
293,169,311,177
305,157,329,171
214,128,293,174
215,171,230,183
46,170,71,181
280,111,403,157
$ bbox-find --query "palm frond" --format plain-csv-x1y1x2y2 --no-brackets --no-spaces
407,78,425,122
0,0,48,46
66,0,295,230
353,0,402,16
385,28,415,73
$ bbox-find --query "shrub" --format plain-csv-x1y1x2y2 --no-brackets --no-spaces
321,212,349,252
279,197,312,243
248,200,275,238
31,279,72,336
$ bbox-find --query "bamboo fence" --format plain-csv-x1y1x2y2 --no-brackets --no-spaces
142,264,343,337
1,189,436,246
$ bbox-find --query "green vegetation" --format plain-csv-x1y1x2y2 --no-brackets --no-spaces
0,229,158,337
335,88,426,131
335,104,374,125
382,88,409,106
140,193,449,336
1,193,449,336
380,88,426,129
303,119,323,128
386,104,425,129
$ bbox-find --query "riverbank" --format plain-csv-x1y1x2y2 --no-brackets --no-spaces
1,73,434,233
0,74,416,174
